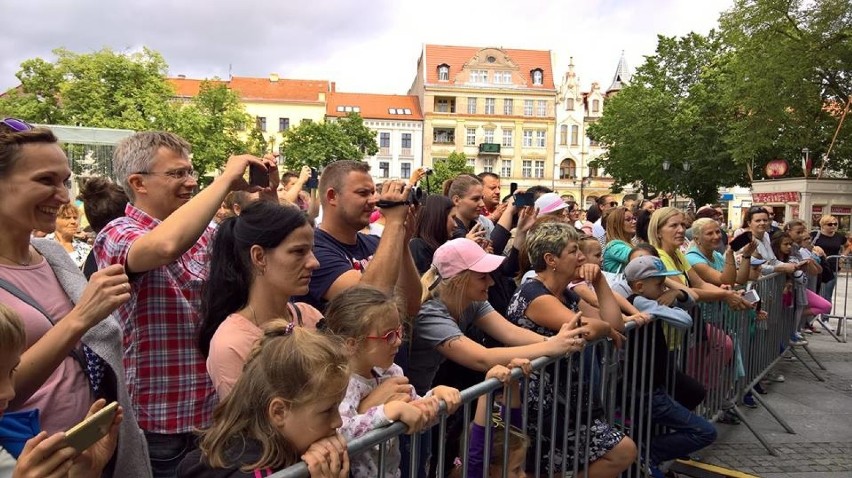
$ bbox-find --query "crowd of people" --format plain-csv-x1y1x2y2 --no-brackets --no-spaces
0,118,845,478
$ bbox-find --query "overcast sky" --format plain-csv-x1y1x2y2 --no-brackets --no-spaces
0,0,733,96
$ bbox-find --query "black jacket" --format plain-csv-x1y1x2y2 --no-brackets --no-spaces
177,440,278,478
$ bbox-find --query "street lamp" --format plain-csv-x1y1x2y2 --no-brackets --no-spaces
662,161,691,207
573,176,592,208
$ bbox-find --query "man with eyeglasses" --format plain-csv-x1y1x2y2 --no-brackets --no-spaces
93,131,277,477
592,194,618,245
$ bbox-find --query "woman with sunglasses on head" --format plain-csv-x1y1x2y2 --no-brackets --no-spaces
811,215,845,302
0,118,150,476
198,200,323,400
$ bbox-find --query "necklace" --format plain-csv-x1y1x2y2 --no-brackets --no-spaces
0,249,32,266
246,303,291,327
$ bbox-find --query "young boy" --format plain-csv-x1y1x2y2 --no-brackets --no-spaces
623,256,717,478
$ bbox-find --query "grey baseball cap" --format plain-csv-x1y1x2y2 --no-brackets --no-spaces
624,256,682,282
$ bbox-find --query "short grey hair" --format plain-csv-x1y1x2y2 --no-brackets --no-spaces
113,131,191,202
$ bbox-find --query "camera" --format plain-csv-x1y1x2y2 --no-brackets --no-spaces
408,186,424,206
423,167,434,176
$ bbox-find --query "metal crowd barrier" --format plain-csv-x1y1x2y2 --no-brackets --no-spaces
269,273,809,478
817,255,851,343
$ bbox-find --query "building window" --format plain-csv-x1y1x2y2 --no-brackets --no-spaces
560,125,568,145
435,97,455,113
522,130,533,147
537,100,547,117
484,129,494,143
589,166,599,177
522,160,532,178
434,128,455,144
501,160,512,177
401,162,411,179
279,118,290,132
571,125,579,146
483,158,494,173
401,133,412,149
379,161,390,178
485,98,495,115
379,132,391,148
467,97,477,115
256,116,267,131
592,99,600,113
560,159,577,179
535,130,546,148
532,69,543,85
523,100,534,116
471,70,488,83
534,160,545,178
502,129,514,147
501,72,512,84
467,158,476,169
566,97,575,111
301,119,312,124
504,98,513,116
466,127,476,146
438,64,449,81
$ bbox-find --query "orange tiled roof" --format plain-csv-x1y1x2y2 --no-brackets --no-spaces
326,92,422,120
422,44,555,89
167,76,332,103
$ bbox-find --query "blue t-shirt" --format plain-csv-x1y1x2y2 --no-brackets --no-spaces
295,229,380,311
685,246,725,272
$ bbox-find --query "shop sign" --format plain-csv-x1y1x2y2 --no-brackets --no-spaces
752,192,800,203
830,206,852,215
813,206,823,213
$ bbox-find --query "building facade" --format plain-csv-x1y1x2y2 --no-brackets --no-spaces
409,45,558,193
326,92,423,183
169,74,332,154
554,54,631,206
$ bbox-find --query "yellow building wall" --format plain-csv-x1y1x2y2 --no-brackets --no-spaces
239,100,327,153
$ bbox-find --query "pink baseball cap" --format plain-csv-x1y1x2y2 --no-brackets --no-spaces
535,192,568,216
432,238,505,279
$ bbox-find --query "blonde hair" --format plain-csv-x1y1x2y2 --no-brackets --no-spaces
819,215,837,227
57,203,81,219
604,206,633,243
579,235,601,259
198,321,349,472
421,268,474,317
648,207,684,250
690,218,718,247
0,303,26,353
325,286,405,340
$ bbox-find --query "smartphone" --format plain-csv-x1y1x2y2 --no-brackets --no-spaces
64,402,119,453
509,182,518,196
249,164,269,188
743,289,760,305
305,167,319,190
514,192,535,207
730,231,753,252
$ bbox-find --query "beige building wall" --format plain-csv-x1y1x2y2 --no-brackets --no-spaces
240,99,327,153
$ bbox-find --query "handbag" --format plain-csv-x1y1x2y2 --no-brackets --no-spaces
0,409,40,458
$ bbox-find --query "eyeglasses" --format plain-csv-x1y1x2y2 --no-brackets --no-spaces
135,168,199,181
365,325,404,344
1,117,33,132
826,223,838,227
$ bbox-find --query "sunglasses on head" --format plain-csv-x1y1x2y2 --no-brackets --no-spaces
1,117,33,132
608,201,618,208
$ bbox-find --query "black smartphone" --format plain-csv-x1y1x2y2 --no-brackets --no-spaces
305,167,319,190
509,182,518,196
730,231,753,251
514,192,534,207
249,164,269,188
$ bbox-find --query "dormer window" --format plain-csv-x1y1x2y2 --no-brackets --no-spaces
438,64,450,81
531,69,543,86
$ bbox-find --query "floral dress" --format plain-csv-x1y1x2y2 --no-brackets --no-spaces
506,279,624,474
45,234,91,269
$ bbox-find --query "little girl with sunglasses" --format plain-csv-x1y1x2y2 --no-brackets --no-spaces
324,286,462,478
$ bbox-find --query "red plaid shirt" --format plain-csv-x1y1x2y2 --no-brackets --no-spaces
94,204,216,433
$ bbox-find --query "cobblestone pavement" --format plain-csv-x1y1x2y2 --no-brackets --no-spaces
697,328,852,478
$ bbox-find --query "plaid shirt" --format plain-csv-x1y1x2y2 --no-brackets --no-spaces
94,204,216,434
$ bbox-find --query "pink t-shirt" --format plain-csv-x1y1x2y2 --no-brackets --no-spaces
0,261,93,433
207,302,322,399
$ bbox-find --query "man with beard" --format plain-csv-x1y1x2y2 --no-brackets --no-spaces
296,160,421,314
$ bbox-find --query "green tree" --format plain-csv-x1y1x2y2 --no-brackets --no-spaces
0,47,176,130
278,114,377,170
719,0,852,178
167,80,262,176
430,151,474,189
588,32,747,205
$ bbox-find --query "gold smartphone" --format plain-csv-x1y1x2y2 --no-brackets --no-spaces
64,401,118,453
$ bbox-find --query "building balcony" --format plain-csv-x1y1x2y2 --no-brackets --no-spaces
478,143,501,155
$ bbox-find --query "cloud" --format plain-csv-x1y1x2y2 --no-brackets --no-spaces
0,0,733,96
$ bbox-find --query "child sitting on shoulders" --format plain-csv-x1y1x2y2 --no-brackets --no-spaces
324,286,462,478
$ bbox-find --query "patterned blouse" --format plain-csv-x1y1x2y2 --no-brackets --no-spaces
45,234,91,270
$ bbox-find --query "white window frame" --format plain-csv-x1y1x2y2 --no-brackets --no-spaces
537,100,547,117
523,100,534,116
484,129,495,143
503,98,513,116
501,160,512,177
522,160,532,178
467,97,477,115
502,129,513,147
466,127,476,146
438,65,449,81
535,130,546,148
484,98,495,115
534,160,545,179
522,130,533,147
